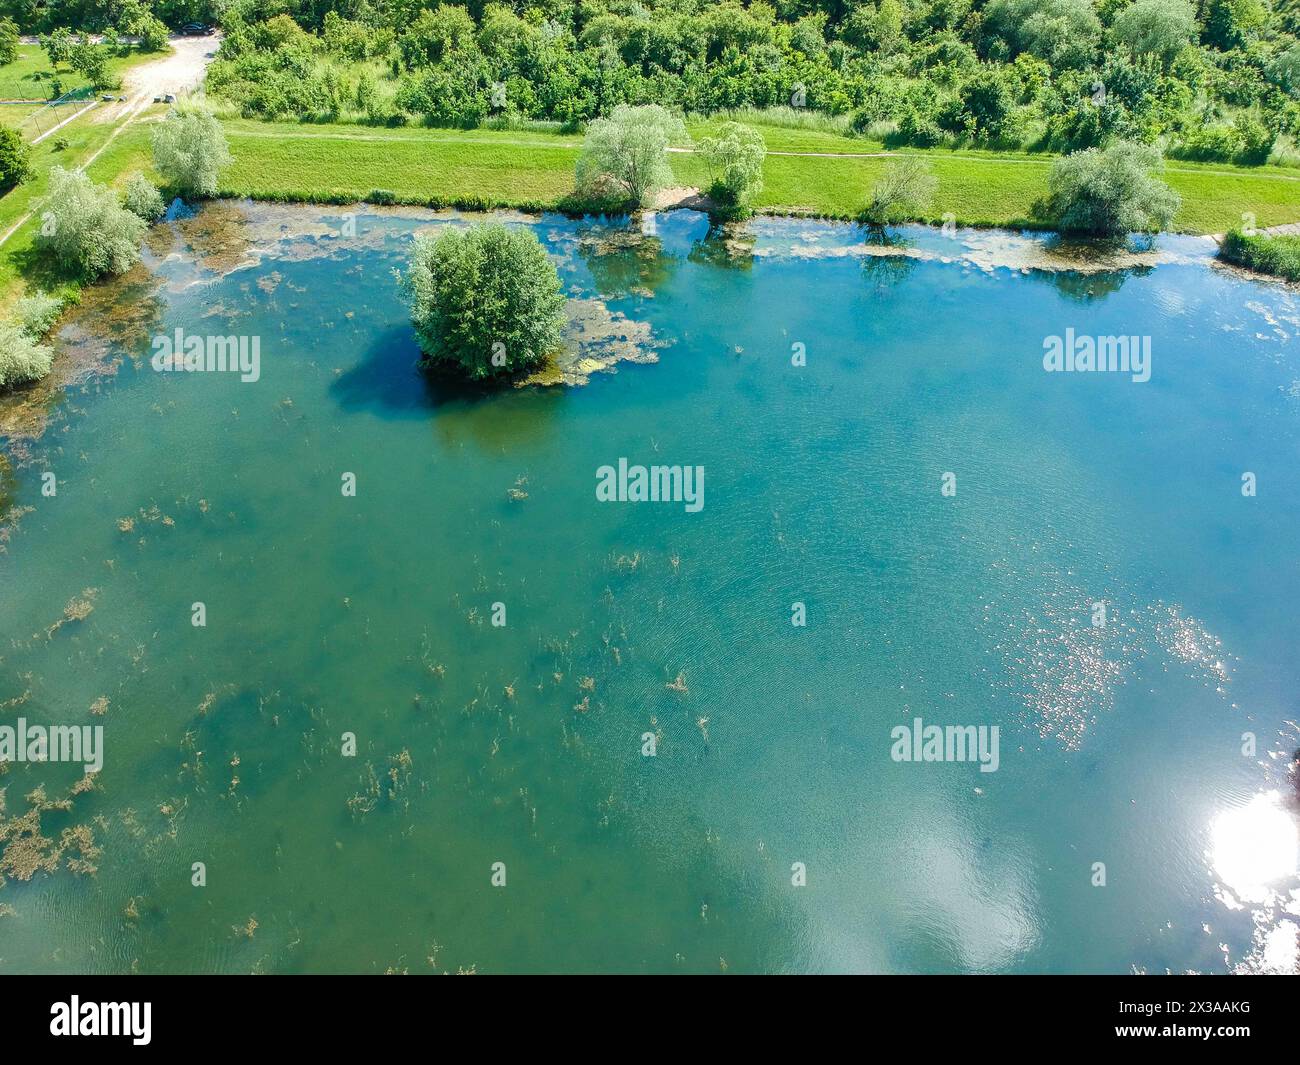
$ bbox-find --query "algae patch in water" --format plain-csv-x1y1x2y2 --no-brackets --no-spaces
522,297,666,387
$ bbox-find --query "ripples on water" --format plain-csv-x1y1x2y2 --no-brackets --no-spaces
0,205,1297,973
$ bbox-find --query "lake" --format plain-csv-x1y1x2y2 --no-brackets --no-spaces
0,203,1297,973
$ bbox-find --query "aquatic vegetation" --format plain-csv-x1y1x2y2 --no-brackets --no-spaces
0,205,1295,975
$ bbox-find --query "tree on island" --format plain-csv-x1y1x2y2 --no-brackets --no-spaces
402,222,566,382
151,99,233,199
575,104,688,207
1046,141,1180,236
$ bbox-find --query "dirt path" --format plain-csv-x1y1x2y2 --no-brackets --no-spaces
93,34,221,124
0,36,220,251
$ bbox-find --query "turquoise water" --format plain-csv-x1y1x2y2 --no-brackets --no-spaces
1,205,1298,974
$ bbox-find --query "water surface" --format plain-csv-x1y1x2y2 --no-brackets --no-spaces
1,205,1297,973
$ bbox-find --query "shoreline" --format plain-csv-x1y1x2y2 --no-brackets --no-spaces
0,200,1292,458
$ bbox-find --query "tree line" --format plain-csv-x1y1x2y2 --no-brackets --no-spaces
178,0,1300,163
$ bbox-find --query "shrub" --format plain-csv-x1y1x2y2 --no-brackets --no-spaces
863,157,938,223
0,17,18,66
1219,229,1300,280
959,68,1015,138
1046,141,1180,235
151,100,233,199
575,104,689,207
36,166,147,279
896,110,945,147
15,291,63,337
1112,0,1197,68
0,321,54,392
127,13,170,53
402,223,566,381
0,124,31,192
123,173,165,221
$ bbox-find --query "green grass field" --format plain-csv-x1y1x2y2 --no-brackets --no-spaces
0,110,156,309
215,116,1300,235
2,108,1298,313
0,43,154,101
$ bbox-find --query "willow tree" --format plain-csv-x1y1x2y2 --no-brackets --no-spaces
402,223,566,381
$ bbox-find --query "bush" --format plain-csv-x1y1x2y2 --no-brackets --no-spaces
127,13,170,53
698,121,766,210
36,167,148,279
1112,0,1197,67
984,0,1102,69
1046,141,1180,235
896,111,945,147
959,68,1015,138
575,104,689,207
151,100,233,199
0,124,31,192
0,17,18,66
863,157,938,223
402,223,566,382
1219,229,1300,280
15,291,63,337
123,173,165,221
0,321,54,392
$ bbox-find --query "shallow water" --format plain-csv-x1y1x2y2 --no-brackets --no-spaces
1,204,1297,974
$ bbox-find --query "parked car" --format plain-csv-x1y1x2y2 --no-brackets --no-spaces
180,23,214,36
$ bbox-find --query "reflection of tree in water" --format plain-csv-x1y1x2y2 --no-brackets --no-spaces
1044,269,1143,302
430,384,567,457
573,225,676,298
861,227,917,292
1038,233,1154,302
687,223,755,272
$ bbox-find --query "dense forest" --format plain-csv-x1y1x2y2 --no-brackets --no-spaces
8,0,1300,162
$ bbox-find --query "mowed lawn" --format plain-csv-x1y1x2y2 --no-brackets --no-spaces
0,43,154,100
3,110,1298,307
219,117,1300,234
220,121,580,206
0,114,155,307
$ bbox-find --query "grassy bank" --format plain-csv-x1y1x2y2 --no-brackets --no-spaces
215,117,1300,235
0,112,157,309
1218,230,1300,282
4,108,1300,314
